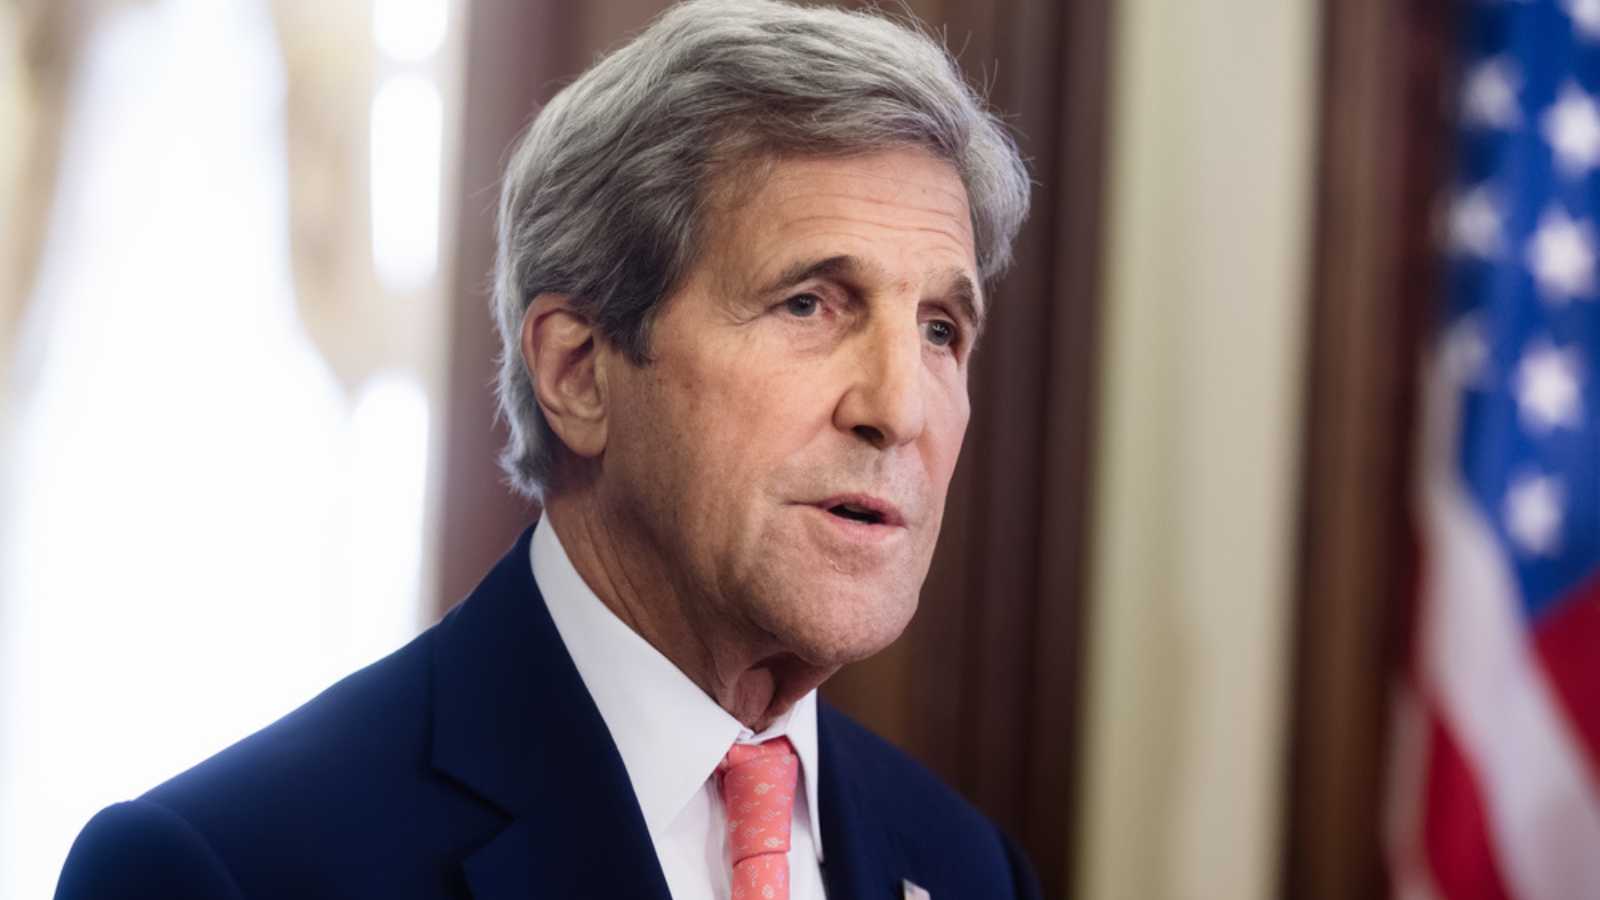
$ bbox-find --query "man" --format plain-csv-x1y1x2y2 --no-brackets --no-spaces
55,1,1035,897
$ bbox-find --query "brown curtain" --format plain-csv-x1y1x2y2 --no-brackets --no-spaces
1281,0,1456,897
434,3,1111,895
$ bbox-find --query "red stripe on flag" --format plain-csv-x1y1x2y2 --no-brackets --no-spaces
1421,710,1514,900
1532,573,1600,779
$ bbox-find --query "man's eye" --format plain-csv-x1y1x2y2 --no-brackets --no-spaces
782,294,822,318
923,320,958,348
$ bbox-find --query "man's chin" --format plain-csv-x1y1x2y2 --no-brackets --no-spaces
759,584,920,670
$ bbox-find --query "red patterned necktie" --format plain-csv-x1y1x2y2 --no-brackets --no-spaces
717,737,799,900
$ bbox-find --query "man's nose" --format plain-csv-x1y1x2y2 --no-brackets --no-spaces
834,320,927,449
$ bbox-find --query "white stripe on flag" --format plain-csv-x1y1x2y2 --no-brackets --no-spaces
1416,330,1600,899
1383,684,1441,900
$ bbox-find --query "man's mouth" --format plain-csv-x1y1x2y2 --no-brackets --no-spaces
828,502,884,525
813,494,906,528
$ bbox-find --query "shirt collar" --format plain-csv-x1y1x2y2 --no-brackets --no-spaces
531,515,823,859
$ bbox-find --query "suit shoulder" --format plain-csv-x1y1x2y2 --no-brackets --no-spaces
147,628,436,814
55,799,244,900
128,627,486,890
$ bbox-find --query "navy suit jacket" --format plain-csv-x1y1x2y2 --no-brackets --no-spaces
56,526,1041,899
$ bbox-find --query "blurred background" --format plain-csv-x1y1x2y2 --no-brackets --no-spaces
7,0,1596,899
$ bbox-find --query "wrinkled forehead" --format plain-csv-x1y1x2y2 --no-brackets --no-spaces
699,150,980,295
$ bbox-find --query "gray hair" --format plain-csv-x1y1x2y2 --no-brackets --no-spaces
492,0,1031,498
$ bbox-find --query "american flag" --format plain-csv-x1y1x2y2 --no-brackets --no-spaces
1385,2,1600,898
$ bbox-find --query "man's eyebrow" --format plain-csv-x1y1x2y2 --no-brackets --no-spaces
757,255,987,334
757,254,867,295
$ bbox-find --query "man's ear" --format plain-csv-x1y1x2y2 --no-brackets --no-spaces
520,294,607,460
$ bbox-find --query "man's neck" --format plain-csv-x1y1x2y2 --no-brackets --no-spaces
541,491,832,731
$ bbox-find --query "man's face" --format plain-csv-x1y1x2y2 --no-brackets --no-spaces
598,148,979,668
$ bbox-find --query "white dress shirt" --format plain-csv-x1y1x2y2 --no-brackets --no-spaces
532,516,828,900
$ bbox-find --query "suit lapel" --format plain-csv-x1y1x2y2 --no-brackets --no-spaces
817,703,904,900
429,525,673,900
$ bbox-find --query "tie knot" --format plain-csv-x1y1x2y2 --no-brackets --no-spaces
717,737,799,868
719,735,797,772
